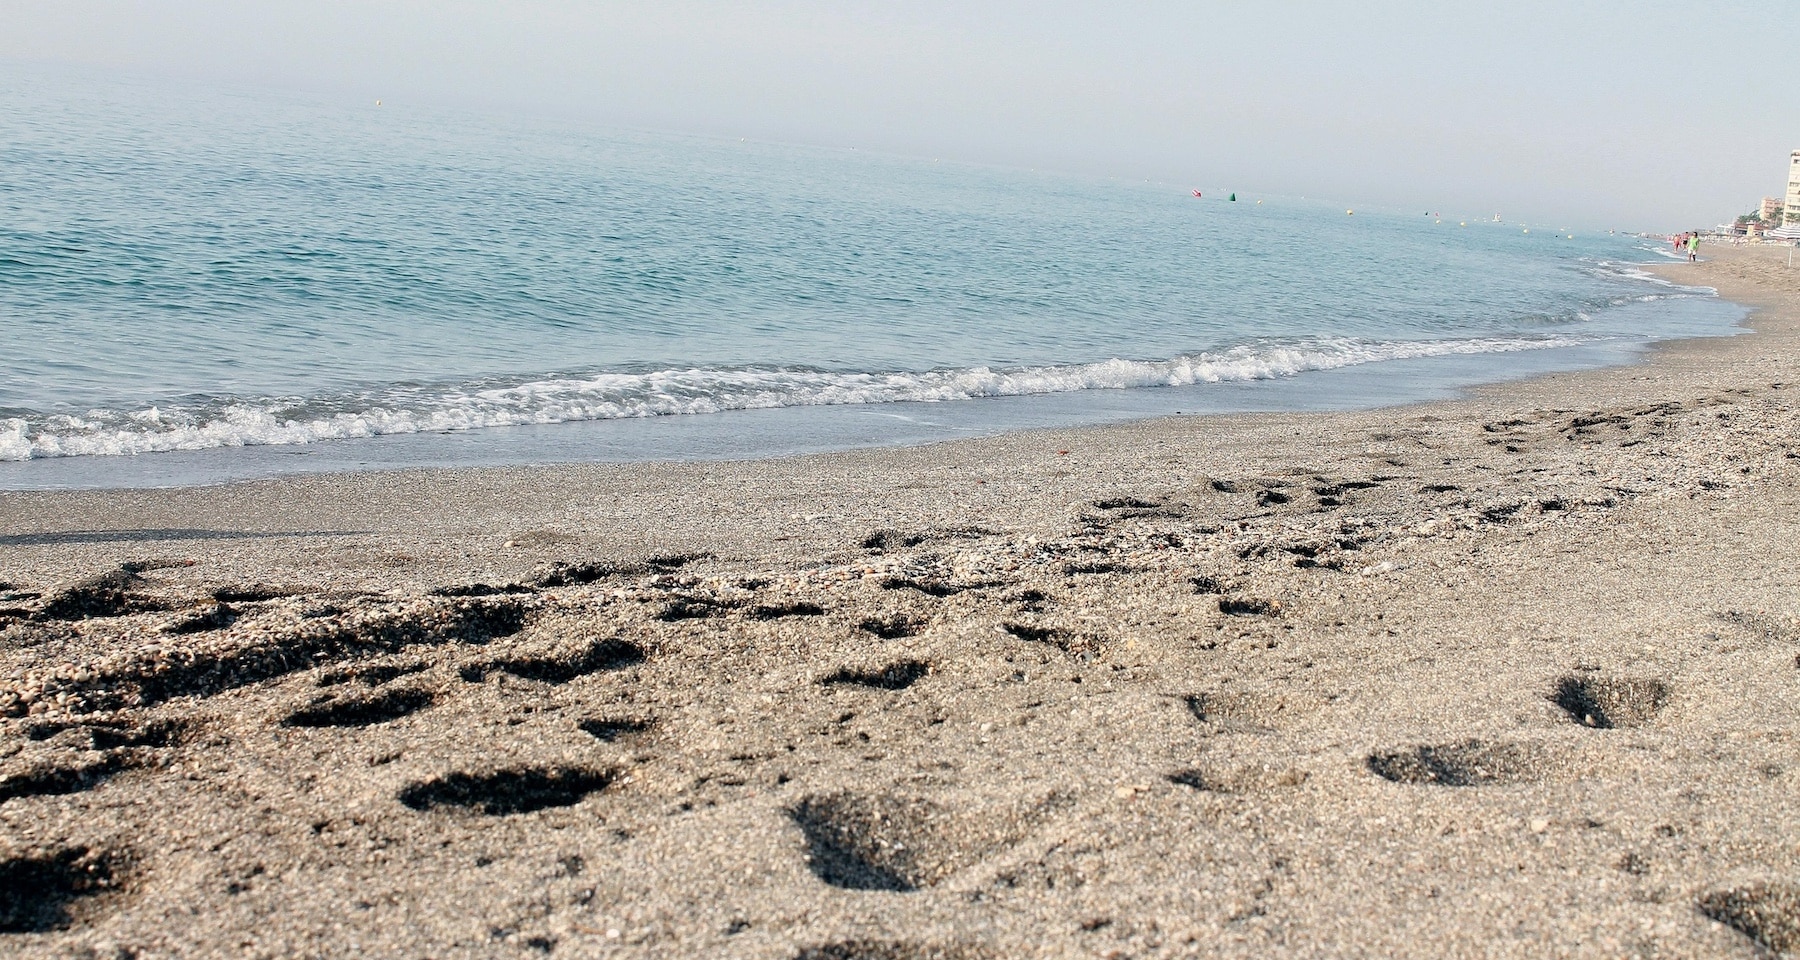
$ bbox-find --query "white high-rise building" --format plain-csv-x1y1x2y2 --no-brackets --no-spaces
1786,151,1800,222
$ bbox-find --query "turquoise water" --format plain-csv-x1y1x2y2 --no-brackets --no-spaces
0,65,1743,487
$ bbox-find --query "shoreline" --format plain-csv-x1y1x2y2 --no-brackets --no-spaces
0,248,1778,584
0,245,1797,957
0,256,1746,493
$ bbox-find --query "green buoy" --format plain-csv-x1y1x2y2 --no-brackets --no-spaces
1228,193,1237,201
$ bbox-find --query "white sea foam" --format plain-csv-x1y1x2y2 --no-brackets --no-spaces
1584,259,1717,301
0,336,1590,460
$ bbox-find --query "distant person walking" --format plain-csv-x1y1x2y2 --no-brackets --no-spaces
1687,234,1699,262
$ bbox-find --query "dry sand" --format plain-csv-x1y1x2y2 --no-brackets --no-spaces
1,245,1798,959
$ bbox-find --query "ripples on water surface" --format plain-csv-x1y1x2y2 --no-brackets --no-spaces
0,64,1744,480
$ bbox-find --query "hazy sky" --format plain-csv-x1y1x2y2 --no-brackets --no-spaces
5,1,1795,230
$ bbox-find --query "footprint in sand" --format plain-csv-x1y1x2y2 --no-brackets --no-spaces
1003,621,1105,660
1366,739,1551,786
858,614,927,640
480,638,645,684
398,765,618,816
789,791,1063,892
0,845,129,934
1549,674,1670,729
283,686,437,728
577,716,655,743
1699,882,1800,954
820,660,931,691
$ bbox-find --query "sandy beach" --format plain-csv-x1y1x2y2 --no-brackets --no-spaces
1,244,1797,959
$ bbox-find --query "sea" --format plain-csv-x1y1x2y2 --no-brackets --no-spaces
0,64,1745,490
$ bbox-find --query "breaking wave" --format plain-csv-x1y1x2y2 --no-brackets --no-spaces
1,335,1589,460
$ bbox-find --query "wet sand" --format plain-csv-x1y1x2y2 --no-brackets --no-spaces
1,245,1797,959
